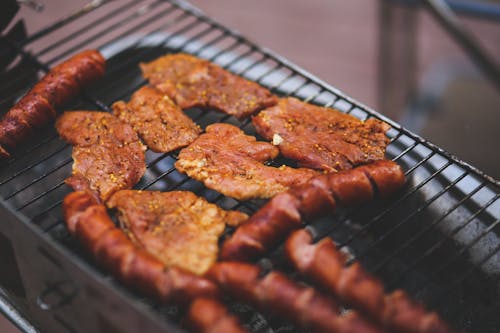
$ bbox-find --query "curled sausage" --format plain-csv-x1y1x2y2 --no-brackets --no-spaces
285,229,458,333
63,191,219,305
221,160,406,261
207,262,383,333
0,49,105,158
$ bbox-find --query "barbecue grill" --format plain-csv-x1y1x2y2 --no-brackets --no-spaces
1,1,499,332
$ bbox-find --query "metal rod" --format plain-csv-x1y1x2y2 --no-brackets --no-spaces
0,288,38,333
422,0,500,89
19,0,116,46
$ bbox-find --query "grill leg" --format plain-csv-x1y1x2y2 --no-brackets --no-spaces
378,0,418,119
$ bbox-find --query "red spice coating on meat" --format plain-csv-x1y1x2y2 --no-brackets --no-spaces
140,53,277,119
252,97,391,172
176,123,319,200
56,111,145,202
107,190,248,275
112,86,201,153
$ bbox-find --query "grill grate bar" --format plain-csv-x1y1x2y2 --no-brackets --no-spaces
433,242,500,307
390,138,420,162
340,159,453,252
0,73,35,104
45,1,169,66
387,194,499,289
35,0,142,58
140,165,177,190
427,213,500,280
2,133,60,167
195,2,496,186
16,181,66,212
100,11,199,73
351,167,469,263
18,0,115,47
313,151,439,245
0,143,69,187
371,180,489,274
96,22,259,102
232,53,267,77
93,7,193,54
0,2,498,332
4,157,71,201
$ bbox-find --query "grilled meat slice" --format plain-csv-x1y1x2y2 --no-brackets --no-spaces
56,111,146,202
112,86,201,153
63,191,220,305
252,97,391,172
107,190,248,275
0,50,105,158
176,123,319,200
140,53,277,119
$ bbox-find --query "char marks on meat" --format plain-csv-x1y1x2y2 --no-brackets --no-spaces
107,190,248,275
56,111,146,202
112,86,201,153
176,123,319,200
140,53,277,119
253,97,391,171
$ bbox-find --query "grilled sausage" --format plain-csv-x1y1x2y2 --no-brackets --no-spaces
63,191,219,305
0,50,105,158
185,298,248,333
207,262,383,333
285,229,458,333
221,160,406,261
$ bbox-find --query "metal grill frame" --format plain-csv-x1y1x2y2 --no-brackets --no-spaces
0,1,498,332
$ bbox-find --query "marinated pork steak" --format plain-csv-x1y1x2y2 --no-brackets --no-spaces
112,86,201,153
56,111,146,202
140,53,277,119
176,123,319,200
253,97,391,172
107,190,248,275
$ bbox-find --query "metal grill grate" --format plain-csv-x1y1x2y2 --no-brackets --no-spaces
1,1,499,332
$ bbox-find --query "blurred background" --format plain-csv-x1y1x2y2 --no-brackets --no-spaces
1,0,499,331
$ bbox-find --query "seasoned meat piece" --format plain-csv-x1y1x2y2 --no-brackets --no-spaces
140,53,277,119
112,86,201,153
56,111,146,202
56,111,140,146
253,97,391,172
176,123,319,200
107,190,248,275
63,191,220,304
0,49,105,159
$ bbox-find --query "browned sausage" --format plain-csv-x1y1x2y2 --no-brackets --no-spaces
220,160,405,261
285,229,458,333
220,192,302,261
63,191,219,305
185,298,248,333
0,50,105,158
207,262,383,333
